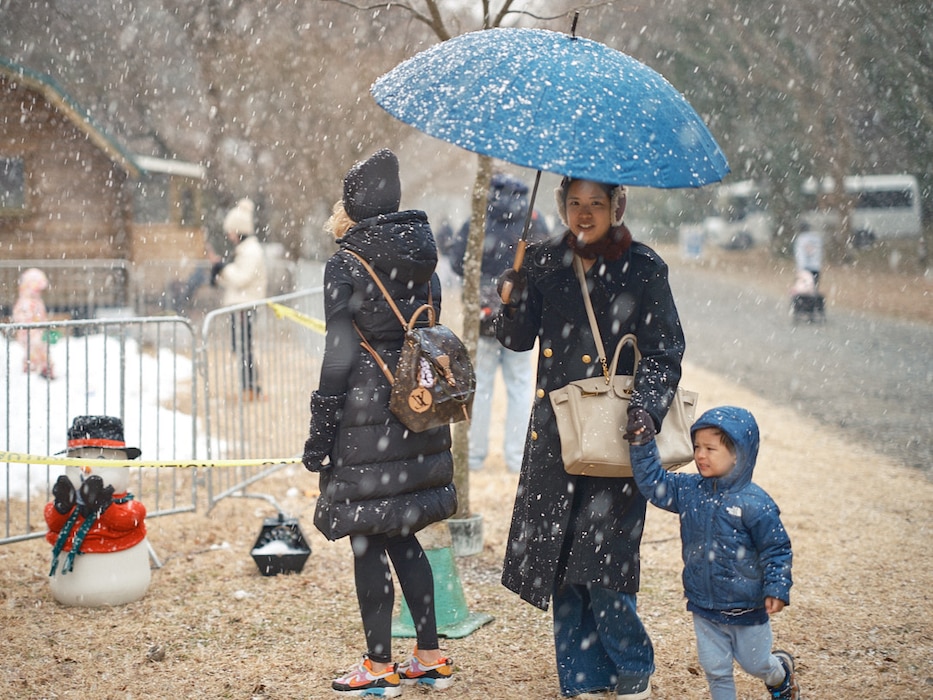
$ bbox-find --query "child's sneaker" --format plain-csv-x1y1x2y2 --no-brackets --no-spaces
332,656,401,697
398,649,454,690
767,650,800,700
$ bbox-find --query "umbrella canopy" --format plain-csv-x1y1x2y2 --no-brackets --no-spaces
372,27,729,188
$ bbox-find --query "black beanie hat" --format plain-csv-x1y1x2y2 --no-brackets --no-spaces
343,148,402,222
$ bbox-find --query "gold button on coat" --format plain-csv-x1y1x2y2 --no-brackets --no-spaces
542,348,553,358
531,431,538,440
536,389,545,398
582,354,592,364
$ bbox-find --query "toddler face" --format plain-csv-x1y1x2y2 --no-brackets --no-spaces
693,427,736,479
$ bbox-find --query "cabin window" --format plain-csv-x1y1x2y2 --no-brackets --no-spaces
178,184,199,226
134,172,171,223
0,156,25,212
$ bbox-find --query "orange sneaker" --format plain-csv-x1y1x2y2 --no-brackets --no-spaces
331,656,401,697
398,650,454,690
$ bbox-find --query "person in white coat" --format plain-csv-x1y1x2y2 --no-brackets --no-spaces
210,197,268,400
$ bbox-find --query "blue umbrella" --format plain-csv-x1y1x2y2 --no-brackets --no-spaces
371,26,730,189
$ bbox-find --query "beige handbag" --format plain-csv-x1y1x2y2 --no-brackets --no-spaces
549,256,698,477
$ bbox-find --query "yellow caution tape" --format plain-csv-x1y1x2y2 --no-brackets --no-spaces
0,450,302,469
268,302,326,334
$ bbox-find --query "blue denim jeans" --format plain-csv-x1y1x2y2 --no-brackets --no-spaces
692,614,786,700
553,583,655,697
468,336,533,472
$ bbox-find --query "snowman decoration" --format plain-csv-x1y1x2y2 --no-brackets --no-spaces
44,415,151,607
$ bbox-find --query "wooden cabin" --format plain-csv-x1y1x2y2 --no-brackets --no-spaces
0,57,207,317
130,154,212,313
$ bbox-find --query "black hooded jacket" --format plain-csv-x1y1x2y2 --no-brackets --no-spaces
312,210,457,540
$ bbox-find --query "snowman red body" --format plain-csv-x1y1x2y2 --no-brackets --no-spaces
44,417,151,607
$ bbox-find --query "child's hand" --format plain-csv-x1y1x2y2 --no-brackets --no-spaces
624,408,656,445
765,596,786,615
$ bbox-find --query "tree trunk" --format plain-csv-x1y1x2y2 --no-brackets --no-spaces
452,154,492,518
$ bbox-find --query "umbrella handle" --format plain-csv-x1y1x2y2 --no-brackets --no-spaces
500,170,540,305
499,240,527,305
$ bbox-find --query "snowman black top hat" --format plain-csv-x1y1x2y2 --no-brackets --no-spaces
65,415,141,459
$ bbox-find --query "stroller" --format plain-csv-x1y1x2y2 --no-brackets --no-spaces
789,270,825,323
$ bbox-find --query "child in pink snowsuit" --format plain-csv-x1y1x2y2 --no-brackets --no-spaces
12,267,55,379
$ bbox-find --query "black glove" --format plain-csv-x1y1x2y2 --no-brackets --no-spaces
302,391,346,472
623,407,657,446
77,475,114,518
209,261,226,286
53,474,77,515
496,268,527,306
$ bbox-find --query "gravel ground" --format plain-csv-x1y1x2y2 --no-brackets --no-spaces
2,245,932,699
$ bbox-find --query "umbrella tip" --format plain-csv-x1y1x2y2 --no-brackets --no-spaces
570,11,579,38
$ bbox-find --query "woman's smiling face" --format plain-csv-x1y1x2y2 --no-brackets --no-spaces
566,180,612,246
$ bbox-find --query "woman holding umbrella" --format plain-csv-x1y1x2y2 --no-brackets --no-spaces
496,177,685,699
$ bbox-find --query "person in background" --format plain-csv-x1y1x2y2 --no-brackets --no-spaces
496,177,686,699
449,173,549,473
210,197,268,400
302,148,456,697
13,267,55,380
626,405,799,700
792,221,823,288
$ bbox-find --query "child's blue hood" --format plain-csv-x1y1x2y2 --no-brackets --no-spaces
691,406,760,490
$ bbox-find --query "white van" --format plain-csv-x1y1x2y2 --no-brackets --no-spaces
801,174,922,246
702,179,774,249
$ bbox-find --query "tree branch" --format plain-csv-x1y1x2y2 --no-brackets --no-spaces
321,0,448,39
322,0,610,37
499,1,611,24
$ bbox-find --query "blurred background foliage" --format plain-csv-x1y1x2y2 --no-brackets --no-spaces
1,0,930,259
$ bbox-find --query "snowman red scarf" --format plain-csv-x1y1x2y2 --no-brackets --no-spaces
46,475,146,576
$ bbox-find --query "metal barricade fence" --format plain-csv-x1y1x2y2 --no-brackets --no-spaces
129,257,298,317
199,288,324,511
1,316,201,545
0,259,130,319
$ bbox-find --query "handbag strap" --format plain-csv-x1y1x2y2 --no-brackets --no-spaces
572,255,641,381
573,255,610,380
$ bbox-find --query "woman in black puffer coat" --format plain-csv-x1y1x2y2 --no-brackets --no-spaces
302,149,456,694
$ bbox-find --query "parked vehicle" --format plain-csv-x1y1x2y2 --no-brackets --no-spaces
702,180,773,249
801,174,922,247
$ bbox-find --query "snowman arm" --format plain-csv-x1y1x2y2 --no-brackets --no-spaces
52,475,76,514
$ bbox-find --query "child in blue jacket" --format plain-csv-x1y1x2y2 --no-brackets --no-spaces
625,405,800,700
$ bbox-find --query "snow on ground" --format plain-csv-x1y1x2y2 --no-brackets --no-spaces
1,333,205,498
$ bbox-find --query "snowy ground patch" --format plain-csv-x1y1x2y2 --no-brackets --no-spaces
1,333,205,499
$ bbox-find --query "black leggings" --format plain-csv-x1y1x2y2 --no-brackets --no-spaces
231,310,258,391
351,532,438,663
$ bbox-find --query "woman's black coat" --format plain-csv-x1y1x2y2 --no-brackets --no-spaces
312,210,457,541
496,238,685,610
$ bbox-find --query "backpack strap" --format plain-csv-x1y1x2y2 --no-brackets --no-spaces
345,250,409,330
343,250,435,385
354,321,396,385
344,250,435,331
